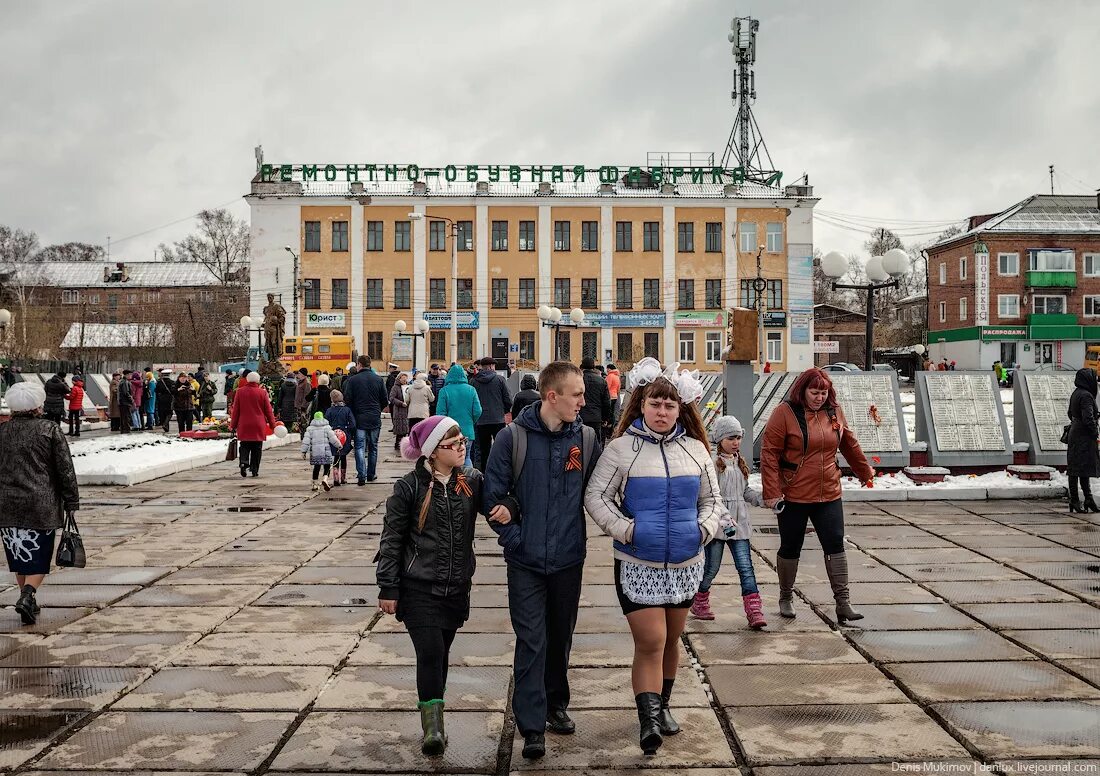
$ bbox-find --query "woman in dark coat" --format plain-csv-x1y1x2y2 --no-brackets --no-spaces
173,374,195,432
1067,367,1100,513
278,374,298,427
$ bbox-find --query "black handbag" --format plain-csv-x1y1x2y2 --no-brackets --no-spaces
226,437,238,461
1061,424,1072,445
55,511,86,568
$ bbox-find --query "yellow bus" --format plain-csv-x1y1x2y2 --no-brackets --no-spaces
279,335,357,375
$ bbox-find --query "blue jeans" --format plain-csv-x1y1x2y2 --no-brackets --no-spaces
355,427,381,481
699,538,758,596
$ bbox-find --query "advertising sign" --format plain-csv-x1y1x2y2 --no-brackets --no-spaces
787,248,814,344
763,311,787,327
305,312,346,328
975,246,990,325
813,340,840,354
674,311,727,328
582,312,667,328
424,312,480,330
391,337,413,361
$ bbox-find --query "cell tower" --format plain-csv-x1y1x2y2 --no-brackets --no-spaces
721,16,781,186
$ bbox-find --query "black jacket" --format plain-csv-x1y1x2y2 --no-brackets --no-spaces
278,378,298,424
156,376,174,405
1067,368,1100,477
343,369,389,431
510,374,540,419
307,385,332,414
117,376,134,408
579,368,612,426
0,416,79,530
376,461,483,601
472,369,512,425
44,375,69,415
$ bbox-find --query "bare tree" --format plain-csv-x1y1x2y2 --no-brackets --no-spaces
0,226,40,264
35,242,106,262
0,260,58,360
159,209,250,287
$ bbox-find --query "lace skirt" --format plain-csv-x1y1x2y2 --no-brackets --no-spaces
614,558,704,614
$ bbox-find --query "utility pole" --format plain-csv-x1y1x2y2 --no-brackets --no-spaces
753,245,767,373
1049,164,1055,195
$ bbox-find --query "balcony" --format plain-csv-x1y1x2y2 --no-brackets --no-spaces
1025,270,1077,288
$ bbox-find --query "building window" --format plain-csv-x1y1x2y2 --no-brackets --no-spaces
959,256,968,280
554,221,571,251
739,280,757,309
429,331,446,361
332,221,349,252
557,329,571,361
365,221,383,251
305,221,321,252
678,331,695,362
394,278,411,309
643,222,660,251
1084,296,1100,317
430,278,446,309
457,221,473,251
939,263,946,285
998,294,1020,318
766,331,783,362
581,278,598,309
616,278,633,309
999,252,1020,276
582,331,598,360
366,278,383,309
705,222,722,253
705,331,723,363
678,279,695,310
519,221,535,251
554,278,571,308
678,222,694,252
617,332,633,362
429,221,446,251
492,220,508,251
739,222,757,253
304,278,321,309
457,278,473,309
1029,249,1074,272
939,301,947,322
1033,295,1066,315
766,222,783,253
616,221,633,251
108,294,118,310
705,279,722,309
61,289,79,305
143,290,161,304
644,332,660,359
519,331,535,362
643,278,660,309
767,279,783,309
518,278,536,309
457,331,473,361
394,221,411,251
366,332,383,361
959,297,968,320
331,279,348,309
492,278,508,308
1085,254,1100,277
581,221,598,251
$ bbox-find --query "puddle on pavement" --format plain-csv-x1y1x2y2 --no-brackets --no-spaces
0,711,84,747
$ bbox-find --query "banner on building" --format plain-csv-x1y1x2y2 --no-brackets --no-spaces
787,247,814,344
582,311,667,328
975,242,990,325
424,312,480,329
674,311,727,328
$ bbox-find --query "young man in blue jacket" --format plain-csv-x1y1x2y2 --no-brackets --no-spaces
482,361,601,760
341,355,390,485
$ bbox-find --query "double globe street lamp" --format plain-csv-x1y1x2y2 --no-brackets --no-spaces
820,247,909,371
538,305,586,362
393,318,430,371
240,315,266,359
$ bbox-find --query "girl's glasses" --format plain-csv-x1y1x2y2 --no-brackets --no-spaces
437,437,470,450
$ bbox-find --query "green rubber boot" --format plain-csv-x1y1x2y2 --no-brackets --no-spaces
418,699,446,756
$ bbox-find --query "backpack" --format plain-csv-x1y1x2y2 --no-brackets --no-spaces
511,422,597,483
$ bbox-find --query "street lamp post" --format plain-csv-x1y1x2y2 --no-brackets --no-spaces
239,316,266,363
408,213,458,365
821,248,910,371
283,246,301,336
751,244,767,372
537,305,586,362
393,318,430,372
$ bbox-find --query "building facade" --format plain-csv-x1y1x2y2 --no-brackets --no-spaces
926,195,1100,370
246,162,818,371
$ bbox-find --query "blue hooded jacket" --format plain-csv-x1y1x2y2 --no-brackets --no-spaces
482,401,602,574
436,364,482,439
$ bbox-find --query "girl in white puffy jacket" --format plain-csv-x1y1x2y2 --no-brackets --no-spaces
301,411,341,491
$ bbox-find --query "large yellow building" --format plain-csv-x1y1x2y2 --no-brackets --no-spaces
246,162,817,371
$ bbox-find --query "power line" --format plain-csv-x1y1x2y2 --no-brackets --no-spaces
106,197,244,247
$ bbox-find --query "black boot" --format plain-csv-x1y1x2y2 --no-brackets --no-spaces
418,699,445,756
522,732,545,759
657,678,680,736
14,585,37,626
1070,499,1086,514
1086,498,1100,514
635,692,663,755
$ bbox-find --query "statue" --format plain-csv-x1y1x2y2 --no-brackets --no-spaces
262,293,286,362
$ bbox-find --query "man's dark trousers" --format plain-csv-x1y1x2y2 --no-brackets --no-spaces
476,423,505,472
507,562,583,736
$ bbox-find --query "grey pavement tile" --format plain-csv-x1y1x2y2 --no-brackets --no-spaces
920,579,1077,603
114,665,332,711
282,566,376,585
709,663,906,706
172,631,358,666
686,592,833,634
933,700,1100,759
980,546,1100,563
847,630,1036,663
866,547,992,565
1004,629,1100,659
956,602,1100,630
0,711,88,769
821,603,984,630
1054,577,1100,601
155,565,295,585
887,660,1100,702
191,549,318,566
1058,659,1100,687
256,584,374,606
36,710,296,770
348,632,516,667
797,582,939,605
565,665,706,709
0,633,43,659
216,605,376,633
949,533,1064,548
372,606,517,634
888,562,1031,582
0,633,197,667
114,585,267,607
0,608,95,635
690,631,865,665
1002,561,1100,579
846,535,957,549
0,666,149,710
46,567,173,586
61,606,238,634
315,665,510,710
0,585,138,609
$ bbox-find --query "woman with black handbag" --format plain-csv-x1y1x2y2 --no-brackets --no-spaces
1066,368,1099,513
0,382,81,625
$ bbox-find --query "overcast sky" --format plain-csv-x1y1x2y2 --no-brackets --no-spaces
3,0,1098,264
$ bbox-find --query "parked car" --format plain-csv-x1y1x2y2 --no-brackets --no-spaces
873,363,897,374
822,363,861,372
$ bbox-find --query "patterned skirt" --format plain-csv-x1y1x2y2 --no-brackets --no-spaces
2,527,57,575
614,558,704,615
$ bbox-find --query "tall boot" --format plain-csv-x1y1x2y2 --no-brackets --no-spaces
657,678,680,736
635,692,663,755
418,699,446,756
777,556,799,618
824,552,863,622
1082,481,1100,513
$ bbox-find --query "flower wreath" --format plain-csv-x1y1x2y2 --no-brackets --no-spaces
627,357,705,405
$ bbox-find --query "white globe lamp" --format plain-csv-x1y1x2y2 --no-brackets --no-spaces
882,247,910,278
865,256,889,283
821,251,848,279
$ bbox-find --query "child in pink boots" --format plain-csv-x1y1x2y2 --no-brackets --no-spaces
691,415,767,628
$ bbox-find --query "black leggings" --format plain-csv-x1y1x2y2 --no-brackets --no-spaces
1069,476,1093,502
407,626,457,701
777,499,846,559
312,464,331,478
239,441,263,474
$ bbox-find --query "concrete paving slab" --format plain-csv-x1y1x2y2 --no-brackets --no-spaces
867,547,991,565
727,703,969,765
272,710,503,772
216,605,376,633
1003,561,1100,579
957,602,1100,630
1004,629,1100,659
155,565,295,585
508,708,734,770
191,549,318,566
709,663,906,706
563,665,707,709
797,582,939,605
172,632,358,667
282,566,376,585
822,603,983,630
686,593,833,634
0,711,88,769
932,700,1100,759
36,710,296,770
114,585,267,607
846,535,956,549
114,665,332,711
315,665,510,711
888,660,1100,702
0,666,149,710
1051,577,1100,601
981,546,1099,563
689,631,865,665
0,608,95,635
61,606,238,634
949,533,1062,548
0,633,42,660
847,629,1036,663
0,585,138,609
0,633,197,667
920,579,1077,603
306,550,381,567
1059,659,1100,687
256,584,373,606
47,567,173,586
348,632,518,667
889,562,1032,582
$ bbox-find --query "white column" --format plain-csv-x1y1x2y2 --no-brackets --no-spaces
350,204,364,351
600,205,613,361
724,205,739,308
663,205,676,361
538,204,552,364
412,203,427,371
476,205,490,357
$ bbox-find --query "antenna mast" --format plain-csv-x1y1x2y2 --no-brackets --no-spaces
721,16,781,186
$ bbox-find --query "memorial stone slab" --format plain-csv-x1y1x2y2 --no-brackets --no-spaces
914,371,1012,466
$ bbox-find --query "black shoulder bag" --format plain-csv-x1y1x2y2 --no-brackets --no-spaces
55,510,87,568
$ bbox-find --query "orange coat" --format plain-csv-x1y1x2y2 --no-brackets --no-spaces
606,369,620,400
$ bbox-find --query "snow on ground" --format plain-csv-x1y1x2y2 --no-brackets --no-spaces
70,435,231,477
746,467,1067,499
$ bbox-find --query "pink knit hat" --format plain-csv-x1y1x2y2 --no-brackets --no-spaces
400,415,461,461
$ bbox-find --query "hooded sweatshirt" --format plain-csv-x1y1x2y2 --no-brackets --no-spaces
406,376,435,420
472,368,512,426
436,364,482,439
